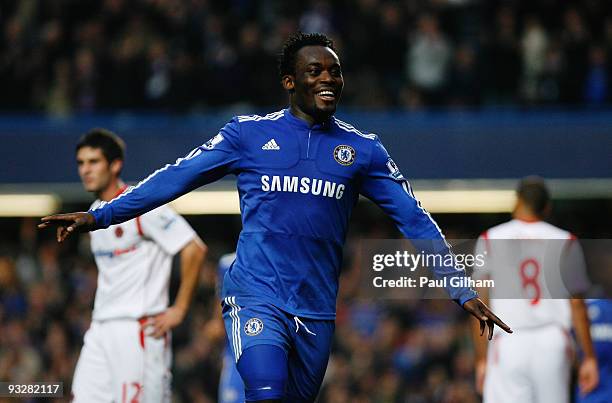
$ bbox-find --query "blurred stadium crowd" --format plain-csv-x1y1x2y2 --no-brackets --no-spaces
0,217,478,403
2,0,612,114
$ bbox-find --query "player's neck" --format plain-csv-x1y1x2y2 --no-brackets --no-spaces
289,104,331,127
98,179,126,202
513,208,541,223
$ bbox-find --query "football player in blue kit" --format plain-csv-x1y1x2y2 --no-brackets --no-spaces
40,32,511,402
577,299,612,403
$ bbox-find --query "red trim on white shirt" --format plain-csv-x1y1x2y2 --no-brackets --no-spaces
135,216,144,237
113,185,145,237
481,231,491,255
563,233,578,254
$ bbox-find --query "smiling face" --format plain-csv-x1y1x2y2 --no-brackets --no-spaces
76,146,121,195
283,45,344,124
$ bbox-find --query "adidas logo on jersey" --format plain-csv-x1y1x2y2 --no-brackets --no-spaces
262,139,280,150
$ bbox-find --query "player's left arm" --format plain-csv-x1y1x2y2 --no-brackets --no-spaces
359,138,511,338
139,205,207,337
571,298,599,395
151,236,207,338
562,238,599,395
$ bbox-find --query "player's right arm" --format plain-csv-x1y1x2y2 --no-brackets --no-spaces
359,138,511,338
562,238,599,395
571,298,599,395
39,119,242,241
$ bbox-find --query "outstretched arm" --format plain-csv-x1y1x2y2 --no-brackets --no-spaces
39,122,242,241
359,139,511,336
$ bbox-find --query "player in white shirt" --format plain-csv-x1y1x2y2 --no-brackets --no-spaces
70,129,206,403
472,177,598,403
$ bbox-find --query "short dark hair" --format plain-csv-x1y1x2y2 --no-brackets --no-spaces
278,32,336,78
517,176,550,217
76,128,125,164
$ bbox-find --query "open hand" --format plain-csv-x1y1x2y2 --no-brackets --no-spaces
38,212,95,242
463,297,512,340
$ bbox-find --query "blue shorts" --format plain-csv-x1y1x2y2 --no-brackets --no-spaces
222,297,334,402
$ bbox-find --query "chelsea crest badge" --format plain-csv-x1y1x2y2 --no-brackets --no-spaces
244,318,264,336
333,145,356,166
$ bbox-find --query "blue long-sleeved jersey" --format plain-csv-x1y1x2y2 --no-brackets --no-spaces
90,109,477,319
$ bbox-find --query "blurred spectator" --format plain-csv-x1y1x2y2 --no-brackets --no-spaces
0,256,27,319
604,17,612,53
584,45,608,105
45,59,73,116
144,38,172,108
299,0,334,35
538,41,564,104
521,16,549,104
0,320,42,383
372,2,407,105
74,48,99,112
448,44,480,107
561,8,590,104
406,13,452,105
234,23,284,107
483,6,520,105
99,16,148,109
